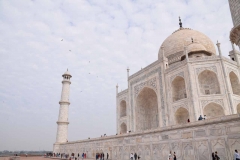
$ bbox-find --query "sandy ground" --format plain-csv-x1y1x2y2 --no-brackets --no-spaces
19,157,94,160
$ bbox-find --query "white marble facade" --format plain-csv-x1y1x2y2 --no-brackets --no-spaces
116,27,240,134
53,4,240,159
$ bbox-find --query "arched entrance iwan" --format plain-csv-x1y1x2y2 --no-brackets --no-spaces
175,107,189,125
135,87,159,131
203,102,224,118
198,70,220,95
172,76,187,102
120,122,127,134
229,71,240,95
120,100,127,117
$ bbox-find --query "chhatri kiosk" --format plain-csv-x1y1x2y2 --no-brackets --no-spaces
53,2,240,159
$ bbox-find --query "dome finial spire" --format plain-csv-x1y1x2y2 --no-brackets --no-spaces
179,16,182,28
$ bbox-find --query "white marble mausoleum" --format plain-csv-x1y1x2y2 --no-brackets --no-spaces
53,1,240,159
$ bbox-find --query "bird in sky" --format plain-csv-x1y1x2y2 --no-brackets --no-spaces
61,39,63,41
69,50,71,52
89,61,90,63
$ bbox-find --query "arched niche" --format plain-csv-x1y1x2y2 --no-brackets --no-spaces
237,104,240,114
175,107,189,125
136,87,159,131
172,76,187,102
120,100,127,117
120,122,127,134
203,102,224,118
229,71,240,95
198,70,220,95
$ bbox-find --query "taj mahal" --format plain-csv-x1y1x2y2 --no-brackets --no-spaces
53,1,240,160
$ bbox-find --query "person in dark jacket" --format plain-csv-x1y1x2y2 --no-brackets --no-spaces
134,153,137,160
107,153,109,159
215,151,220,160
173,152,177,160
103,153,104,160
198,115,203,120
212,152,215,160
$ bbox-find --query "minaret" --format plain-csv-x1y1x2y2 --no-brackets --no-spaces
127,67,130,80
53,69,72,153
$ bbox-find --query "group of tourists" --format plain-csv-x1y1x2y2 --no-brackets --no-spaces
95,153,109,160
80,153,87,159
130,153,140,160
198,115,207,120
168,151,177,160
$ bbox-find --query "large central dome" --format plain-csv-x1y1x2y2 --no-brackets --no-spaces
159,28,216,64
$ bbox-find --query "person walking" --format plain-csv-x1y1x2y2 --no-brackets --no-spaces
168,151,173,160
134,153,137,160
130,153,134,160
82,153,84,160
107,153,109,159
84,153,86,159
96,153,98,160
173,152,177,160
215,151,220,160
212,152,215,160
103,153,104,160
234,150,240,160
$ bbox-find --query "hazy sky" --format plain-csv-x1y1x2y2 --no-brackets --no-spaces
0,0,236,151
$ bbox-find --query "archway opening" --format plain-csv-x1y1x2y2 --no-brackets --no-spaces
198,70,220,95
136,87,158,131
120,123,127,134
229,71,240,95
172,76,187,102
203,102,224,118
120,100,126,117
175,107,189,125
237,104,240,114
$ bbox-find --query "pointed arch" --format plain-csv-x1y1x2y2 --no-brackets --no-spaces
203,102,224,118
172,76,187,102
229,71,240,95
175,107,189,125
198,70,220,95
136,87,159,131
120,122,127,134
237,103,240,114
120,100,127,117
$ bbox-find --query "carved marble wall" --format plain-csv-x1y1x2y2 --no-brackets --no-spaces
55,115,240,160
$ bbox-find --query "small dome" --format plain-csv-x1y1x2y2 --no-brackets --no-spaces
159,28,216,64
62,70,72,77
187,42,206,53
